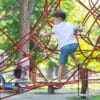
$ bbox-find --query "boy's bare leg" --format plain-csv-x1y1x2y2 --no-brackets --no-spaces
52,64,64,89
58,64,65,82
70,54,82,68
70,54,80,65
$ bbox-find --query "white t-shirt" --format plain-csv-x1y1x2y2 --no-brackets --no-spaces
51,22,77,49
19,57,29,78
20,57,29,67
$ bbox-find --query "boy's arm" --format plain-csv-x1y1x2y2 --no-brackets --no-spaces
76,23,83,32
39,32,52,36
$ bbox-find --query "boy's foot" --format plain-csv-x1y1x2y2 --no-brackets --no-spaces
52,84,62,89
77,62,82,69
80,93,86,98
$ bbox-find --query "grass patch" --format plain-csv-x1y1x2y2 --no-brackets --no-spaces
92,95,100,100
67,96,86,100
67,95,100,100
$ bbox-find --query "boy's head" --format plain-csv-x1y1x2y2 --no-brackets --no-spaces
52,10,66,24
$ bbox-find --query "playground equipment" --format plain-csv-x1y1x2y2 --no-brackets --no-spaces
0,0,100,99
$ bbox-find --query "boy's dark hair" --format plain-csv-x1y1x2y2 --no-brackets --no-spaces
14,68,21,78
52,10,66,20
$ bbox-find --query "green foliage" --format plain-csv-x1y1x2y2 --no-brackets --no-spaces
0,0,20,51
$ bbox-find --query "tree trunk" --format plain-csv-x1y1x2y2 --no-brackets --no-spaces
19,0,35,82
19,0,34,54
80,68,88,94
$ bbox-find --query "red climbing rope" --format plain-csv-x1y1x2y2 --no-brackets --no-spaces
0,0,100,99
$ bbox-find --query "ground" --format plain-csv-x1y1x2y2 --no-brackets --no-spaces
1,84,100,100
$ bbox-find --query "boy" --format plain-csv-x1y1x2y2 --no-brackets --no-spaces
40,10,82,88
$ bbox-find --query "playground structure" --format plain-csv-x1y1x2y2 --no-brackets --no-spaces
0,0,100,99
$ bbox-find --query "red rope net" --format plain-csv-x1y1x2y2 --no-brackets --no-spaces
0,0,100,99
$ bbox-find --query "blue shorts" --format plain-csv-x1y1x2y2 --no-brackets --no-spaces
59,43,78,64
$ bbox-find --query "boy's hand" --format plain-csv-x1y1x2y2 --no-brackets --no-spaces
79,23,83,29
39,32,45,36
78,23,83,31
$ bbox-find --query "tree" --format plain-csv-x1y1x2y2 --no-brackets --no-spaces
19,0,36,82
19,0,35,56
